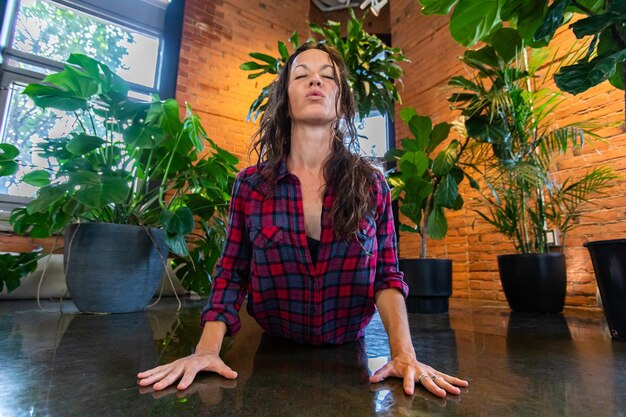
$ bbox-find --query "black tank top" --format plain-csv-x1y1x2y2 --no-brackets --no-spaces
306,236,320,266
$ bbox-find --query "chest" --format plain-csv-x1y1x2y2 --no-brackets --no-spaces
297,177,325,240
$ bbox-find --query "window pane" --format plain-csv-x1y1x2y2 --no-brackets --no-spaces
357,114,388,158
12,0,160,88
0,82,73,197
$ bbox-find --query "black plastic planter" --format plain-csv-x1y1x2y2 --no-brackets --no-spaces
399,258,452,314
584,239,626,341
64,223,168,313
498,253,566,313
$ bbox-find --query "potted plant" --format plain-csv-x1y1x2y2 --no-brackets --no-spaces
385,107,474,313
450,29,618,313
240,9,409,122
0,54,238,312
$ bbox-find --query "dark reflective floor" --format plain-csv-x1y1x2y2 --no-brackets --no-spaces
1,298,625,417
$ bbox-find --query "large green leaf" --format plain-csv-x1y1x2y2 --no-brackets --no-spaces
432,140,461,176
399,151,429,179
533,0,571,43
426,122,451,154
123,124,166,149
22,84,89,111
161,206,195,235
598,27,626,90
427,205,448,239
554,48,626,94
70,171,130,207
486,27,523,64
571,12,623,39
450,0,501,46
419,0,459,15
165,232,190,257
22,170,51,187
0,143,19,176
407,115,432,150
66,134,105,155
27,185,67,214
434,173,459,208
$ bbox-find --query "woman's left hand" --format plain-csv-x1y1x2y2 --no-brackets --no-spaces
369,352,468,397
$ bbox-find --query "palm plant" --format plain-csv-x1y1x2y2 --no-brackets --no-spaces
450,29,618,254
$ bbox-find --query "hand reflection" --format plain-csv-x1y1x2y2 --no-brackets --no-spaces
139,374,237,405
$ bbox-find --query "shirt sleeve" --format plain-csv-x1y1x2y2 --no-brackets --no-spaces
373,171,409,298
201,171,251,336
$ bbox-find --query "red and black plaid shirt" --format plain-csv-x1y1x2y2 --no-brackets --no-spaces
202,159,407,344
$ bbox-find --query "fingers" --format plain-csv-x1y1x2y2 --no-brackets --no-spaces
369,362,393,383
214,362,238,380
402,366,416,396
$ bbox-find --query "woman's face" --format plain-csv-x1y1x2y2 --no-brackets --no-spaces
287,49,340,126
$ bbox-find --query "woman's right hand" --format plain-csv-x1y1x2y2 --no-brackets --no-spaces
137,352,238,391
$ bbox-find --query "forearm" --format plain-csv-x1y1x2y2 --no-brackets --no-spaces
375,288,415,358
195,321,228,354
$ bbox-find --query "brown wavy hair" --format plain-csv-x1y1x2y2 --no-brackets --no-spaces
250,42,378,240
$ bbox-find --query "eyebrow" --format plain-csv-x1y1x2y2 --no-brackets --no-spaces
293,64,335,71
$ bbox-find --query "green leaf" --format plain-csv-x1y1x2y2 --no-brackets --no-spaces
598,27,626,90
554,48,626,94
432,140,461,176
159,99,183,137
0,161,18,177
0,143,19,160
571,13,623,39
249,52,277,65
161,206,195,235
278,41,290,61
407,115,433,151
165,232,190,257
70,171,129,207
22,83,88,112
427,205,448,239
123,124,166,150
399,151,429,178
427,122,451,154
450,0,502,46
434,174,459,208
27,185,67,214
399,224,419,233
22,170,51,187
240,61,264,71
400,107,417,124
463,45,500,69
533,0,571,43
486,27,523,64
66,134,105,155
419,0,459,15
289,31,300,48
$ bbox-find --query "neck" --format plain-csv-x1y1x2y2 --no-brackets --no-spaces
287,122,333,174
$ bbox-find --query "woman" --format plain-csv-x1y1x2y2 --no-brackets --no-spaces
138,42,468,398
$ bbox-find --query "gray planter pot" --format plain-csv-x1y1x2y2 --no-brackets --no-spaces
399,258,453,314
64,223,168,313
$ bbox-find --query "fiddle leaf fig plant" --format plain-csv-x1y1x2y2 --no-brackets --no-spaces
418,0,626,98
240,9,409,121
0,53,239,295
385,107,474,258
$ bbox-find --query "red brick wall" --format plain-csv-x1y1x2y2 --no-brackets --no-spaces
390,0,626,308
176,0,310,165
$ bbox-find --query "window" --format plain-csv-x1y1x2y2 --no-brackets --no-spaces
356,110,394,174
0,0,183,222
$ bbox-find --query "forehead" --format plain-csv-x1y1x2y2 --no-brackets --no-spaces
291,49,335,72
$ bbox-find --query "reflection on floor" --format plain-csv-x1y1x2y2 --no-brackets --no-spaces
0,298,624,417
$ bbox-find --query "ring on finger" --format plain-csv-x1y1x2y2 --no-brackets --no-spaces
418,374,429,385
431,375,438,381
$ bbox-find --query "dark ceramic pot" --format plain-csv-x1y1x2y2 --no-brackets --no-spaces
584,239,626,341
498,253,566,313
64,223,167,313
399,258,452,314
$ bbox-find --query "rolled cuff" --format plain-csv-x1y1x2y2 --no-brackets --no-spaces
200,308,241,337
374,275,409,299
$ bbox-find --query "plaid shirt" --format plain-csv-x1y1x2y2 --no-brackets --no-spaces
202,159,407,345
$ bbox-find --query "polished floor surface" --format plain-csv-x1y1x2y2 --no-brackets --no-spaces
1,297,625,417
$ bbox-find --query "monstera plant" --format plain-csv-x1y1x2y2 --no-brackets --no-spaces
0,54,238,302
418,0,626,97
240,9,409,121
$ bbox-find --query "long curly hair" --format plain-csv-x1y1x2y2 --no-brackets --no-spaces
250,42,378,240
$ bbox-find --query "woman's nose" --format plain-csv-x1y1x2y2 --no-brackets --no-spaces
309,76,322,87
